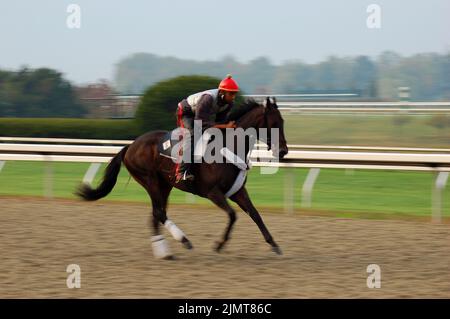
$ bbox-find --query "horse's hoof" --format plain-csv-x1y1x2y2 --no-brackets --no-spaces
162,255,176,260
272,246,283,255
182,238,193,250
214,241,225,253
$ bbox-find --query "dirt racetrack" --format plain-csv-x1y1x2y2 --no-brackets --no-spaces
0,197,449,298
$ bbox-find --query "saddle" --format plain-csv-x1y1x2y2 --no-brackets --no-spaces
158,129,250,197
158,129,250,169
157,130,182,161
158,128,216,162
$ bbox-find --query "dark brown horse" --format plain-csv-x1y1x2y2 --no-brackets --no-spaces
76,97,288,259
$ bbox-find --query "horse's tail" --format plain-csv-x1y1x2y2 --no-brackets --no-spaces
76,145,129,201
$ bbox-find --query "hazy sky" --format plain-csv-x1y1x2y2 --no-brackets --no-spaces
1,0,449,84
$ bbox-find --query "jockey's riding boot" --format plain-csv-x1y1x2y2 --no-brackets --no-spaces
175,162,194,183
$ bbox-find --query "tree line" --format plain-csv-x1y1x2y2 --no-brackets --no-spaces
115,51,450,101
0,67,85,117
1,51,448,118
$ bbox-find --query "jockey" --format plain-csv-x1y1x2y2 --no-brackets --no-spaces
175,74,239,183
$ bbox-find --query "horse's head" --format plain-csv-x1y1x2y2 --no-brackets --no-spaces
230,97,289,160
263,97,289,160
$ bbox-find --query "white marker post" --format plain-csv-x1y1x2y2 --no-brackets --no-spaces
284,170,295,214
83,163,102,185
432,172,449,223
44,157,53,199
301,168,321,208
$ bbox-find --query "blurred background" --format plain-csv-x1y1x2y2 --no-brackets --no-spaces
0,0,449,218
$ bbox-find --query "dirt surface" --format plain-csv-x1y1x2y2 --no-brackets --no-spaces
0,197,449,298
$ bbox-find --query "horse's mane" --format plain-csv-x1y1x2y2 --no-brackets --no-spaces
226,99,262,122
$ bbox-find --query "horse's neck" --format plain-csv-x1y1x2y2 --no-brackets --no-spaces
235,106,264,159
236,106,264,130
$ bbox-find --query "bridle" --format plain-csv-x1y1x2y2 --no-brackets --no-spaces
262,103,272,151
234,100,274,150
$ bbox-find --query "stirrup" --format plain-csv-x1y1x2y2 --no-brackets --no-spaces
176,171,194,183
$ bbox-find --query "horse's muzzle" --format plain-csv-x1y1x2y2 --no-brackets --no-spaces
279,149,288,160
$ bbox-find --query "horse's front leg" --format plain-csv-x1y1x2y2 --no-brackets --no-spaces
230,187,282,255
207,189,237,252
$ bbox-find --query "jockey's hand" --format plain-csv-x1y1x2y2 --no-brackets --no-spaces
213,121,236,129
226,121,236,128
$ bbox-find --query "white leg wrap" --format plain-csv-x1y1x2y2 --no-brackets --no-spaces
151,235,172,259
164,220,186,242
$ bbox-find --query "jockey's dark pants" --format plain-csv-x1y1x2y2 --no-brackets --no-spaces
177,113,195,176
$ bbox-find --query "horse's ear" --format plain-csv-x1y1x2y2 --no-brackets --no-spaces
270,96,278,108
264,97,270,108
262,97,269,112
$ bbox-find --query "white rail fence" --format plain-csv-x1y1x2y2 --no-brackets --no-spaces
242,98,450,114
277,102,450,115
0,137,449,222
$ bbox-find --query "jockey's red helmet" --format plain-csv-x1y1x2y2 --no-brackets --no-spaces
218,74,239,92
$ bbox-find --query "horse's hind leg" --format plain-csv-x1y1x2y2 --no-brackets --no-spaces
142,176,174,259
157,178,193,250
230,187,282,255
207,189,237,252
128,170,192,257
129,173,173,259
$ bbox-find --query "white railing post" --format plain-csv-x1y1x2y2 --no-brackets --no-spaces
0,161,5,172
301,168,321,208
43,157,53,199
284,169,295,214
83,163,102,185
345,168,355,175
432,172,449,223
185,193,196,204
